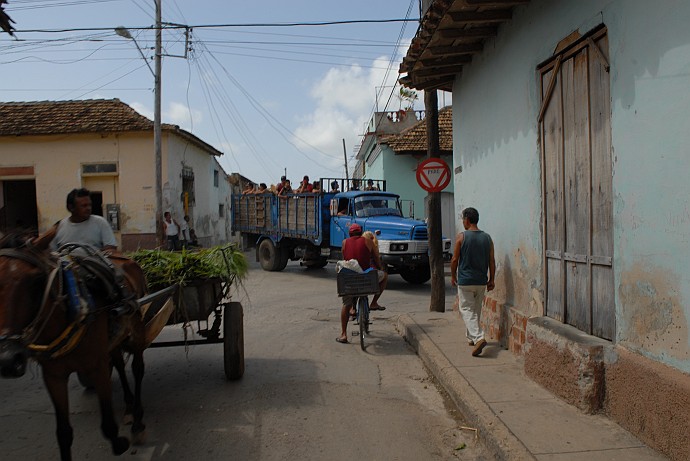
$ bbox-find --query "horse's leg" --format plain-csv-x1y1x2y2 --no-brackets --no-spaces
89,362,130,456
111,349,135,425
42,371,73,461
130,349,147,444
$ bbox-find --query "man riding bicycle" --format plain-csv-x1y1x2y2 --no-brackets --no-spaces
336,223,388,344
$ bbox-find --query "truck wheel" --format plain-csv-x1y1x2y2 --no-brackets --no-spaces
304,257,328,269
277,246,290,271
400,265,431,284
224,302,245,380
259,239,281,271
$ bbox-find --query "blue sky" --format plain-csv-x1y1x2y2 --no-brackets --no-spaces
1,0,449,184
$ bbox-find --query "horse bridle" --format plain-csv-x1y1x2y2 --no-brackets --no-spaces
0,246,80,358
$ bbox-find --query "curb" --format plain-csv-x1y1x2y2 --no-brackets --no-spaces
396,314,536,461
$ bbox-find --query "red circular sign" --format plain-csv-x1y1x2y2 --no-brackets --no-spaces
416,158,451,192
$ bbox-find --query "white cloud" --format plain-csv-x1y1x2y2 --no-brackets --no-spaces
293,56,407,167
166,102,203,130
130,101,152,120
128,101,202,131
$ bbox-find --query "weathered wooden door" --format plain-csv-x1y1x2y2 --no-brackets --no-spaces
539,27,614,340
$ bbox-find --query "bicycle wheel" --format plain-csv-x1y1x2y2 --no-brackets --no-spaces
362,297,370,334
357,296,369,351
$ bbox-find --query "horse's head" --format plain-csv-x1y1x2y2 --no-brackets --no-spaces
0,233,55,377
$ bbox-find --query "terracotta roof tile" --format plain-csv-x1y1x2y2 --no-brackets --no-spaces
0,99,153,136
385,106,452,154
0,99,223,156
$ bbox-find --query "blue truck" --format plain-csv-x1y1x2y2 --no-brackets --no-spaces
231,178,451,284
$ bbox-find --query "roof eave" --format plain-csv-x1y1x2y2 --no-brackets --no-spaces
399,0,530,91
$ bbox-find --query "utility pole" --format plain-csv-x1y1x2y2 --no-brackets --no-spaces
154,0,163,246
425,90,445,312
342,138,349,180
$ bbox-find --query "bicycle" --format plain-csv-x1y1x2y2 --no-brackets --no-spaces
336,269,380,351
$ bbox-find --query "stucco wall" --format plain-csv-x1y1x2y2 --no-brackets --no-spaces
0,130,233,249
164,135,232,247
452,0,690,372
0,132,156,248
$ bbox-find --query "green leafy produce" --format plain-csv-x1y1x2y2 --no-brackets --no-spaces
129,244,248,290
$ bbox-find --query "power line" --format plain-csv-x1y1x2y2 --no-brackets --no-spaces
13,17,419,34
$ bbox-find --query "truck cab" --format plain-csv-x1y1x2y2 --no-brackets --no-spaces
328,189,451,284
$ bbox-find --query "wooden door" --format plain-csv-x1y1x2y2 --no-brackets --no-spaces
539,27,614,340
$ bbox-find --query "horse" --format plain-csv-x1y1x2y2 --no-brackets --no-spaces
0,230,148,461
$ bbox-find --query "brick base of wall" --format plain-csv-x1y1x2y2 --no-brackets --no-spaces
522,317,690,460
524,316,608,413
480,295,529,355
605,347,690,461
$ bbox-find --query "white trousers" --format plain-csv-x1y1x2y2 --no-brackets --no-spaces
458,285,486,343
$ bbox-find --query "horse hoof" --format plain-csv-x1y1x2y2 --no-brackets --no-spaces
132,429,147,446
123,413,134,425
112,436,130,456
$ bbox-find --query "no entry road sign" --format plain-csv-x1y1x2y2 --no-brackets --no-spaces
416,158,451,193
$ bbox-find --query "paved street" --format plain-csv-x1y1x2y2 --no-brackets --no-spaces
0,254,485,460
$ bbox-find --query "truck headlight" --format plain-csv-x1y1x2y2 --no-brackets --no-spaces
390,243,408,251
444,241,451,250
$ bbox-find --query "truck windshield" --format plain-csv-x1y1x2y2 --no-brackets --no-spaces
353,196,402,218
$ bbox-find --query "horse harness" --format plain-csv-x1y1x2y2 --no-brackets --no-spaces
0,243,139,359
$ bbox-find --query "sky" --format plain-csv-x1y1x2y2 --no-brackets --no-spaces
0,0,450,185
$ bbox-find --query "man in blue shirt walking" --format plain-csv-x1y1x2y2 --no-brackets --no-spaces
450,207,496,357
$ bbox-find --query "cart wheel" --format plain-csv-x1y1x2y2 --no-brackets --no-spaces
224,302,245,380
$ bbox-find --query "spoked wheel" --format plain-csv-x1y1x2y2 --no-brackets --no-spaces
357,296,369,351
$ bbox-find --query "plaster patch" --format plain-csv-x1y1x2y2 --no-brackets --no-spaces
619,265,688,362
497,244,542,317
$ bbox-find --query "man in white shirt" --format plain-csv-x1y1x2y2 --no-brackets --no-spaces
51,188,117,252
163,211,180,250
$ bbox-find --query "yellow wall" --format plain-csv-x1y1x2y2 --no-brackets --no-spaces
0,132,156,247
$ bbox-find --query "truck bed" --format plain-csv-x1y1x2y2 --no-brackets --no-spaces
232,193,326,244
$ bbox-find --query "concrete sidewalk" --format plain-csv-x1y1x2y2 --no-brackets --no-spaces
395,311,668,461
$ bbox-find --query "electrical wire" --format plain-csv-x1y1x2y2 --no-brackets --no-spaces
13,18,418,34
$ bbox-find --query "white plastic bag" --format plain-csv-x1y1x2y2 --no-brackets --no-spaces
335,259,363,273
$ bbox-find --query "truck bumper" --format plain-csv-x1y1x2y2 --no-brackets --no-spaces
382,252,452,270
381,253,428,270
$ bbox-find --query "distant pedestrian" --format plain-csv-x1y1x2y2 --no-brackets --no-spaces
180,215,191,248
450,207,495,357
163,211,180,251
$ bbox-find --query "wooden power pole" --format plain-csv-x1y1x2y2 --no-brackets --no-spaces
425,90,445,312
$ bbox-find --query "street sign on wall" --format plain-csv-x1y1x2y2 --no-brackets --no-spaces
416,158,451,193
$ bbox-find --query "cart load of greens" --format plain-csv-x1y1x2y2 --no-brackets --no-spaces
130,244,248,290
130,244,248,324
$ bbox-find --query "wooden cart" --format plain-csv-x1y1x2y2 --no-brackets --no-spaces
140,276,244,381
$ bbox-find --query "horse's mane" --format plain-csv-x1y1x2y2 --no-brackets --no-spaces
0,232,31,249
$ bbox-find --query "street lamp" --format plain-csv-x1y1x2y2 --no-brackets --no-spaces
115,13,163,247
114,27,155,77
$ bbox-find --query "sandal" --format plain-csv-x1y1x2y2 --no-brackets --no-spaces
369,305,386,311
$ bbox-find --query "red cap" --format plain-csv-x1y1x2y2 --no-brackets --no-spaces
349,223,362,236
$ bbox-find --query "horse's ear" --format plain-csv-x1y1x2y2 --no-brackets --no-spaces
31,224,58,251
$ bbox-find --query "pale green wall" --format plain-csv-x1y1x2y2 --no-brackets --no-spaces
453,0,690,372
